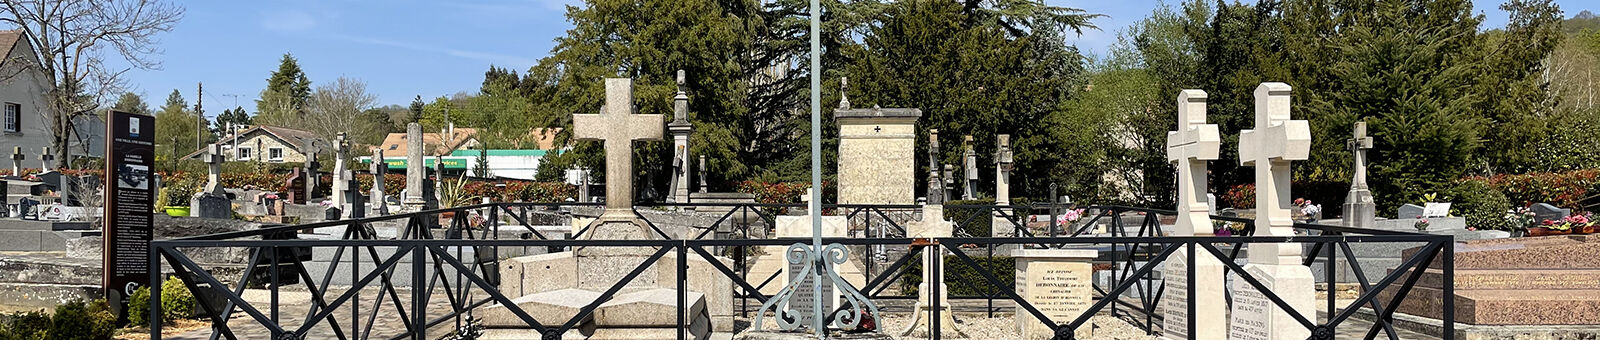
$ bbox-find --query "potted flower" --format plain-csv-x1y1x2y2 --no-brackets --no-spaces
1504,207,1537,237
436,173,477,226
1413,216,1430,231
159,177,199,217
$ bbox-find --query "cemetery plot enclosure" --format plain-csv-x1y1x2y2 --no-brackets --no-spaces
144,202,1454,340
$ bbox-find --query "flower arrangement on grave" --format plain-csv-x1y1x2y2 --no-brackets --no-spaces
1213,220,1247,236
1413,217,1430,231
1503,207,1538,231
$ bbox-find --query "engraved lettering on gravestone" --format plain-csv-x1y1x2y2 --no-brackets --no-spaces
786,247,833,325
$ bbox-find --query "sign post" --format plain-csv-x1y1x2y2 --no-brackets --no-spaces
103,110,156,320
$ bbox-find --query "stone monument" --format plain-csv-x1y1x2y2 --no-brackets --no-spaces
192,144,231,219
370,148,389,216
899,203,965,337
402,123,426,210
331,133,349,208
1372,235,1600,338
993,134,1015,238
304,151,320,203
343,170,365,219
697,155,707,194
1230,82,1314,340
962,135,976,200
1013,249,1099,339
926,130,945,204
835,78,921,205
668,70,693,204
482,78,733,338
1344,121,1376,229
1162,89,1226,340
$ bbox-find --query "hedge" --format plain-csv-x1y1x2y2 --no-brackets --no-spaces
899,255,1015,297
944,199,996,237
0,300,115,340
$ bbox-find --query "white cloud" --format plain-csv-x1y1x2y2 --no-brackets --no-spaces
259,9,317,32
330,35,538,67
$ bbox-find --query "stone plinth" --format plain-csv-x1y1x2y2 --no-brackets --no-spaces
1161,251,1227,340
1228,263,1314,340
1012,248,1098,339
496,249,736,332
835,107,920,205
191,193,231,219
1377,234,1600,327
899,205,965,338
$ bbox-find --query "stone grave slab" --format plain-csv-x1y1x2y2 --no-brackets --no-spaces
1013,248,1097,339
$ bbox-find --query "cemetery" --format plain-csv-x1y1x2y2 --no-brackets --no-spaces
5,0,1600,340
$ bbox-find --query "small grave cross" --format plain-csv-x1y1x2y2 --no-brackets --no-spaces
572,78,664,215
1238,83,1311,265
10,146,23,175
39,147,53,171
1166,89,1221,236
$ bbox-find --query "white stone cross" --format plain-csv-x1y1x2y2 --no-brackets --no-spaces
332,133,350,207
1238,82,1310,265
572,78,663,216
10,146,22,174
1166,90,1221,236
39,147,53,171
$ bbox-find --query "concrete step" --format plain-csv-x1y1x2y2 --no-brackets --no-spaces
1382,286,1600,325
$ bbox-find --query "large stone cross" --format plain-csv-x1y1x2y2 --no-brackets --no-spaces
204,144,226,195
1166,89,1221,236
1347,121,1373,190
39,147,53,172
10,146,23,175
332,133,351,207
1238,82,1310,265
573,78,663,217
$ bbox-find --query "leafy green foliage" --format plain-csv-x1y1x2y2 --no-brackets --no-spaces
1447,179,1512,230
48,300,115,340
154,89,208,161
0,310,51,340
127,277,198,326
899,255,1015,297
944,199,995,237
254,53,313,126
127,286,151,326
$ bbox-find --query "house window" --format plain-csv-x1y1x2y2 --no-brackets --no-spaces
2,103,18,132
237,147,253,160
268,147,284,162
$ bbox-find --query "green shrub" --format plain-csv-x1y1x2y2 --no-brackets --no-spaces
2,310,52,340
48,300,114,340
1449,179,1512,230
944,199,996,237
127,286,151,326
161,276,197,322
898,255,1015,297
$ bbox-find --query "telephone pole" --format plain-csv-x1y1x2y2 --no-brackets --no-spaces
196,82,205,154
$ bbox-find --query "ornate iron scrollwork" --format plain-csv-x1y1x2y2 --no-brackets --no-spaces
753,243,881,333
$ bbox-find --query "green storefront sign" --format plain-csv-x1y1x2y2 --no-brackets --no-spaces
363,157,470,170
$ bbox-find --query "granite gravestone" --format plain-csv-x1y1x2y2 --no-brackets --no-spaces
303,151,319,203
1162,89,1226,340
343,171,365,219
1230,83,1314,340
1398,204,1425,219
1532,203,1570,224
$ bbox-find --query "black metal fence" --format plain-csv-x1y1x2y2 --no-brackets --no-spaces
146,202,1454,340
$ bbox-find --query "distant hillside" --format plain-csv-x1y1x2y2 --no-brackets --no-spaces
1567,10,1600,34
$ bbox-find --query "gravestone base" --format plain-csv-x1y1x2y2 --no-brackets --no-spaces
1013,249,1097,340
494,247,736,332
191,193,232,219
1160,251,1227,340
1228,263,1314,340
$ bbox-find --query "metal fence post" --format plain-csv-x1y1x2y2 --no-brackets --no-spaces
150,246,163,339
1442,239,1455,337
678,242,688,340
413,245,426,339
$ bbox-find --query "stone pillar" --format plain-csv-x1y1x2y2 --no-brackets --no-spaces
668,70,693,204
331,133,349,207
835,80,921,205
370,148,389,216
403,123,425,209
962,135,976,200
1162,89,1226,340
697,156,707,193
1013,249,1098,339
1231,83,1314,340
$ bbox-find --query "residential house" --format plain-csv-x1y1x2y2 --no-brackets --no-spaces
186,125,327,163
0,30,102,163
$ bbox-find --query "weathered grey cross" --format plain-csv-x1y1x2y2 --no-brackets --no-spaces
573,78,663,216
1238,82,1310,265
1165,89,1220,236
1347,121,1373,190
204,144,226,195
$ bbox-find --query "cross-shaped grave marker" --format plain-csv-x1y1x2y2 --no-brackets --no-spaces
1344,120,1376,228
572,78,664,218
1161,89,1225,340
1166,89,1221,236
10,146,23,175
203,144,226,195
39,147,53,172
1230,82,1314,340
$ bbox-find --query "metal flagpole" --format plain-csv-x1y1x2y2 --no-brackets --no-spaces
807,0,826,336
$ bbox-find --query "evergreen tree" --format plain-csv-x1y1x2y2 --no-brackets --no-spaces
254,53,313,126
409,95,425,124
212,106,251,137
153,89,202,161
110,92,150,116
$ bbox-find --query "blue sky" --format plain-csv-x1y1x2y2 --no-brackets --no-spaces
107,0,1591,117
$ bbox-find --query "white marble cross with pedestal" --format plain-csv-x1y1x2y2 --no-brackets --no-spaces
1344,121,1376,229
1162,89,1226,340
1230,82,1314,340
9,147,22,175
